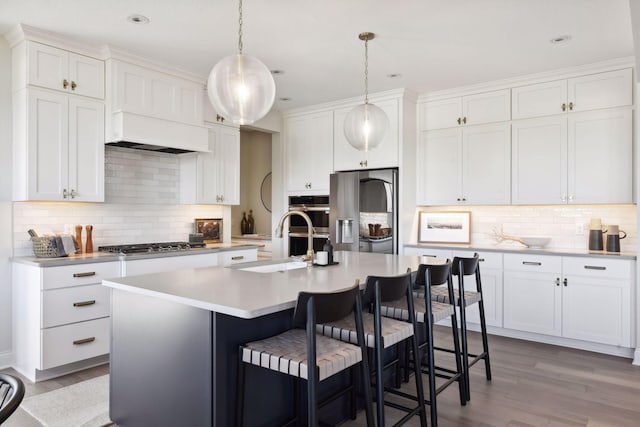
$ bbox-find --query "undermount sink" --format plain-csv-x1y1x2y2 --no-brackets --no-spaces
238,261,308,273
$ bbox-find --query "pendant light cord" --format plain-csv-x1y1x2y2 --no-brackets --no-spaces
238,0,243,54
364,36,369,104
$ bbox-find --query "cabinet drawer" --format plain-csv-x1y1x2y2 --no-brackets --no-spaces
562,257,632,280
503,253,561,273
452,250,502,269
42,261,120,290
403,247,452,259
41,317,110,370
43,284,111,328
219,249,258,266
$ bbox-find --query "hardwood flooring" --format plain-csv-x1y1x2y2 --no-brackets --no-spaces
1,327,639,426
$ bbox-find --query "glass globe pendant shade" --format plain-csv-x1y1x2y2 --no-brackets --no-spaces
343,102,388,151
207,53,276,125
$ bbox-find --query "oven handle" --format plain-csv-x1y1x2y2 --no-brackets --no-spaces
288,232,329,238
288,206,330,212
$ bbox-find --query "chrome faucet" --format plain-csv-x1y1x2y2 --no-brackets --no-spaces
275,210,316,262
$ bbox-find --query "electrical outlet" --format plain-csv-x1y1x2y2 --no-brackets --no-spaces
575,223,585,235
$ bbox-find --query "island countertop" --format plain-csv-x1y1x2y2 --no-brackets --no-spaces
101,251,428,319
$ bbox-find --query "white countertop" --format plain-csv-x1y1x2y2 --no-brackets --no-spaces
102,251,434,319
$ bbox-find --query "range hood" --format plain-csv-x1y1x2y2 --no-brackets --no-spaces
106,111,209,154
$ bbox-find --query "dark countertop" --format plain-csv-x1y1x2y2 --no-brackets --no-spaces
404,243,637,260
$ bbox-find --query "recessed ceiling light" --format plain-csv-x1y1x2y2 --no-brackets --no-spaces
127,14,150,24
550,35,571,44
387,73,402,79
279,97,291,102
271,70,285,75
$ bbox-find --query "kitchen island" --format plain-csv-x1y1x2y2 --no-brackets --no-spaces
102,251,427,426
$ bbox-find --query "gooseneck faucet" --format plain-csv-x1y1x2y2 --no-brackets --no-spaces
275,210,316,262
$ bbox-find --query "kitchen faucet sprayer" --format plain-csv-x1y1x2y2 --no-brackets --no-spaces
276,210,316,262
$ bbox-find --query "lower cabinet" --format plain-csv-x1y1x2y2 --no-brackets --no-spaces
12,260,120,382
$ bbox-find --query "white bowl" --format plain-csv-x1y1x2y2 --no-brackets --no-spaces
520,236,551,248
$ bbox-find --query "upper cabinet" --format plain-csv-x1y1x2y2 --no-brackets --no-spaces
13,41,105,99
284,110,334,193
11,37,105,202
511,68,632,120
334,98,400,171
180,124,240,205
419,89,510,131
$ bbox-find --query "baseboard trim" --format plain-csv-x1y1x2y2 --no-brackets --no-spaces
633,348,640,365
0,350,14,370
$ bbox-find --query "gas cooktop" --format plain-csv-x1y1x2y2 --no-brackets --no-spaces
98,242,206,255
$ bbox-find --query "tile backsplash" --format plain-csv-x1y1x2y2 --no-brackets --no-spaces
416,204,637,252
13,147,228,256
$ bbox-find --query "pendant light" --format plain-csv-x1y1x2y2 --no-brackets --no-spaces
343,32,388,152
207,0,275,125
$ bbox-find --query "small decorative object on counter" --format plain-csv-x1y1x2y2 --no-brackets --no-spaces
85,225,93,253
588,218,606,251
247,210,255,234
241,212,248,234
605,225,626,253
75,225,83,254
323,239,334,264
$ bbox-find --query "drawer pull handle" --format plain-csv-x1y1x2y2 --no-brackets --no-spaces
522,261,542,266
584,265,606,271
422,254,437,258
231,256,244,260
73,272,96,278
73,337,95,345
73,300,96,307
479,258,485,262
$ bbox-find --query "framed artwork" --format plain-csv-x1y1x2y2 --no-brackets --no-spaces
195,218,223,243
418,211,471,243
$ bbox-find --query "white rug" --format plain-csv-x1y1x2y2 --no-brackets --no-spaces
21,375,111,427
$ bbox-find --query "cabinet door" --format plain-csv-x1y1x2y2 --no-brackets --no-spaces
511,116,567,204
562,275,630,346
503,271,562,336
420,98,462,130
511,79,567,119
68,97,105,202
417,128,462,205
287,111,333,191
68,53,105,99
568,68,632,112
27,88,69,200
454,251,503,327
462,89,510,126
113,60,149,114
333,106,366,171
567,108,632,204
462,123,511,204
365,98,399,169
196,130,219,204
215,126,240,205
27,42,69,93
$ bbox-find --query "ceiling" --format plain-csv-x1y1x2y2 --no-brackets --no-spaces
0,0,634,111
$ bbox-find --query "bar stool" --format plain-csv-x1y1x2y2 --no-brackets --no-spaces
430,253,492,401
236,283,374,427
318,271,427,427
380,263,465,427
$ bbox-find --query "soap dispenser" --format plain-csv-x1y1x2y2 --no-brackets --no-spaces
323,239,334,265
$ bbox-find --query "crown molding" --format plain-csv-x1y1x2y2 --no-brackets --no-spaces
3,23,104,58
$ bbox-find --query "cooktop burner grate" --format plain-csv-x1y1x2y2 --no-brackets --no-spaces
98,241,206,254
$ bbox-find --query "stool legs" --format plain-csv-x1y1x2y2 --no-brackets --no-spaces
477,292,492,382
236,348,246,426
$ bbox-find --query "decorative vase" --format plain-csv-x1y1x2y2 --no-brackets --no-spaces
241,212,248,235
247,210,255,234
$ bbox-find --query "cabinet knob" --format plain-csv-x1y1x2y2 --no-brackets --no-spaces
364,160,368,167
560,195,567,202
63,189,68,199
71,81,77,91
220,195,224,202
555,277,560,286
561,103,567,112
457,198,461,201
462,116,467,124
568,102,574,111
457,117,461,125
216,114,225,123
70,189,77,199
563,278,568,287
63,79,69,89
568,195,574,202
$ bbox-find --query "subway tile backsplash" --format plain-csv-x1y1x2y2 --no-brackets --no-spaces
416,204,637,252
13,147,226,257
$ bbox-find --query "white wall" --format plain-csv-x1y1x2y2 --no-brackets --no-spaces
0,38,13,366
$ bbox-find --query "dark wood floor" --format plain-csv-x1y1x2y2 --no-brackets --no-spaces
2,327,639,426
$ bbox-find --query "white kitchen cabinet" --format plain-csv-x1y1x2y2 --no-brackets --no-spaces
16,40,105,99
180,124,240,205
511,68,632,120
512,108,632,204
333,98,399,171
13,87,105,202
285,110,333,193
218,248,258,266
12,261,120,382
419,89,510,131
122,253,219,276
417,122,510,205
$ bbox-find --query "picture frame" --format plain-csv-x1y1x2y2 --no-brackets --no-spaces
418,211,471,244
195,218,223,243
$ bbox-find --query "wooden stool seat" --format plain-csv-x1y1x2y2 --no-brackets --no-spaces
319,311,414,349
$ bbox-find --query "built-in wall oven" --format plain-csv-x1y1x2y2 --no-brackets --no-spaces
288,195,330,256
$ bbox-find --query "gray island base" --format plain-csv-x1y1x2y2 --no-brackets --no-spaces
103,252,427,426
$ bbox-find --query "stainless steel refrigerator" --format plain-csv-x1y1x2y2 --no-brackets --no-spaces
329,168,398,254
